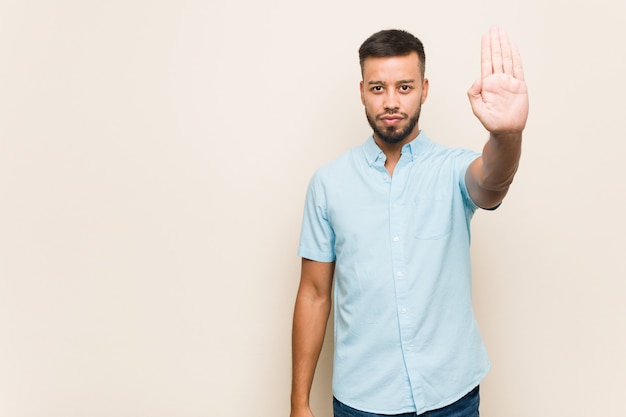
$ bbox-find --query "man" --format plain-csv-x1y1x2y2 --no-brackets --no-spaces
291,27,528,417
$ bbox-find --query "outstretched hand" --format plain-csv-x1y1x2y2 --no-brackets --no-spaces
468,27,529,136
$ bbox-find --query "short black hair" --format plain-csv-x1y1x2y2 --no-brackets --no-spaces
358,29,426,78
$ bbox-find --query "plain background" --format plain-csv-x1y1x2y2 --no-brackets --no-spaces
1,0,625,416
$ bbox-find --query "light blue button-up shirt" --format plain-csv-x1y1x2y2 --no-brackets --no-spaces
298,132,491,414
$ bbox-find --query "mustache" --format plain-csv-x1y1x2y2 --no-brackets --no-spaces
376,110,408,120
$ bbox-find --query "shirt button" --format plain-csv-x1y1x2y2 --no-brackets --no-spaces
396,271,404,278
400,307,407,314
393,236,400,242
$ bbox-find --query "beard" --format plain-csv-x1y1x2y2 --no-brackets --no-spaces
366,105,421,145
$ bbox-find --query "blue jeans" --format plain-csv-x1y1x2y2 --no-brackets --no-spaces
333,386,479,417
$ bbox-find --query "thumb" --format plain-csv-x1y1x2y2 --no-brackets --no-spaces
467,78,485,119
467,78,482,101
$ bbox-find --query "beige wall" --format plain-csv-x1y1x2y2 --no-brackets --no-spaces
1,1,625,416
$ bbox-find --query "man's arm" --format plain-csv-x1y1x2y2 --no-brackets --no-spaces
466,27,529,209
290,258,335,417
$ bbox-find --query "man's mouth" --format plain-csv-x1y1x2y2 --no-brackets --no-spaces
379,115,404,126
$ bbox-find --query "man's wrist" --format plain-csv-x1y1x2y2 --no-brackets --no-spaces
290,402,312,417
291,393,310,410
489,130,523,142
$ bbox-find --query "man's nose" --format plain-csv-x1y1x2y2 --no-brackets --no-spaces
383,90,400,110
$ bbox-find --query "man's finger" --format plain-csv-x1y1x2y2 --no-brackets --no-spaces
511,42,525,81
490,26,503,74
500,29,513,74
480,34,491,79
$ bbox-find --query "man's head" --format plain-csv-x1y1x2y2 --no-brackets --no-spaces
359,29,429,146
359,29,426,79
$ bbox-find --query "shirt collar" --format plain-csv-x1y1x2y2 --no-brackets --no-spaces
363,130,431,166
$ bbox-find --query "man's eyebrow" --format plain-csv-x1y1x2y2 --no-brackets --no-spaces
367,79,416,85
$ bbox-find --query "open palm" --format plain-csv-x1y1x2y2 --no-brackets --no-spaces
468,27,529,135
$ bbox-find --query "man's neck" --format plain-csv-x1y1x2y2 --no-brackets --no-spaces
373,129,420,176
373,138,404,177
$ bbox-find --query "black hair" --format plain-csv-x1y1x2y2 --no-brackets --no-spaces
358,29,426,78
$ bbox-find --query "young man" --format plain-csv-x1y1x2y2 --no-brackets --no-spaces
291,27,528,417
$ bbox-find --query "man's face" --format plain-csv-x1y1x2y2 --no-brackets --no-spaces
360,52,429,145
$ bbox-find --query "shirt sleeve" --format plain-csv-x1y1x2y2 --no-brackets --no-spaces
297,172,336,262
456,149,482,213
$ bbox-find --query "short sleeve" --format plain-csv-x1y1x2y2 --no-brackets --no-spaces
456,149,482,213
297,172,336,262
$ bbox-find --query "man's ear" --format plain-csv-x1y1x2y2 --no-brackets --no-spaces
421,78,429,104
360,81,365,105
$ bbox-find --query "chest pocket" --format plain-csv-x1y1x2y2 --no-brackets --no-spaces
410,192,453,240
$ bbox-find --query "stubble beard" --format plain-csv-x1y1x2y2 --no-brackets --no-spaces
366,106,422,145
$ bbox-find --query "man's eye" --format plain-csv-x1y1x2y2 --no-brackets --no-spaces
372,86,383,92
400,85,411,92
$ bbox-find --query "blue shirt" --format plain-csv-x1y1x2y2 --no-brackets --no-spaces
298,132,491,414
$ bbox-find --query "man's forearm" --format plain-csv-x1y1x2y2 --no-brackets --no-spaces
466,131,522,209
290,293,332,413
479,132,522,193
